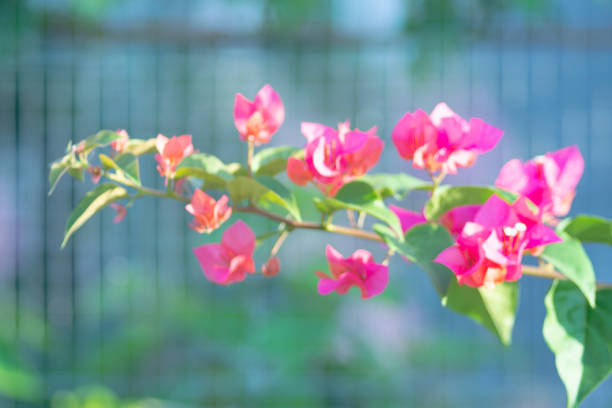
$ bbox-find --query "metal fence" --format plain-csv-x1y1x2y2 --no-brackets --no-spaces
1,1,612,407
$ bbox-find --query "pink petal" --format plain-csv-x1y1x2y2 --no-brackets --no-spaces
525,224,561,250
434,246,469,276
550,145,584,197
317,271,365,296
439,205,480,236
193,243,229,284
430,102,467,130
495,159,530,194
155,134,168,155
473,195,514,229
227,254,255,284
389,205,427,234
301,122,334,143
233,93,256,135
391,109,436,161
286,157,313,186
468,117,503,153
221,220,255,257
350,249,375,265
325,245,346,276
110,203,127,224
254,84,285,135
362,264,389,299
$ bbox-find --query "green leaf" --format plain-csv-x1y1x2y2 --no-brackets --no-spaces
48,156,71,195
541,237,596,307
114,154,140,185
360,173,432,199
558,215,612,247
98,154,141,185
61,184,128,248
256,176,301,221
228,176,300,220
425,186,516,221
444,280,519,346
0,346,43,401
315,180,403,235
84,129,121,149
252,146,301,176
377,223,518,344
543,281,612,408
120,138,157,156
175,153,234,190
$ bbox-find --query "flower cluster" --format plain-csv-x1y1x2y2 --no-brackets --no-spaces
435,195,561,288
66,84,585,298
287,121,384,196
392,103,503,175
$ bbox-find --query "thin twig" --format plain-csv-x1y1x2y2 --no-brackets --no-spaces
110,177,612,289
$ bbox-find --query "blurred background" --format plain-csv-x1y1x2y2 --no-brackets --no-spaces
1,0,612,407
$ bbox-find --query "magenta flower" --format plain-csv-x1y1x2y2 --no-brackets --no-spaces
434,195,560,288
389,205,427,234
288,121,384,196
495,145,584,223
315,245,388,299
392,103,503,175
155,134,194,184
185,189,232,234
234,84,285,145
193,220,256,285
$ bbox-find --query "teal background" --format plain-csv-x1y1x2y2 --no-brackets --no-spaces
1,0,612,406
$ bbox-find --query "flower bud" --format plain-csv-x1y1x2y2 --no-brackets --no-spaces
262,256,280,277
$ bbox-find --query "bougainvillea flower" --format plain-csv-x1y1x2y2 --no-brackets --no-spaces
88,165,101,184
495,145,584,223
262,256,280,277
315,245,388,299
234,84,285,145
155,134,194,184
434,195,561,288
439,205,480,237
185,189,232,234
392,103,503,175
110,129,129,154
110,203,127,224
193,220,256,285
389,205,427,234
288,121,384,196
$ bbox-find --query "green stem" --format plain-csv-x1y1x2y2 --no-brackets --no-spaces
247,141,254,176
105,172,189,203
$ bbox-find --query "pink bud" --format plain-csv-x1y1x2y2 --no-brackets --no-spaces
262,257,280,277
110,203,127,224
73,141,86,154
88,165,101,184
